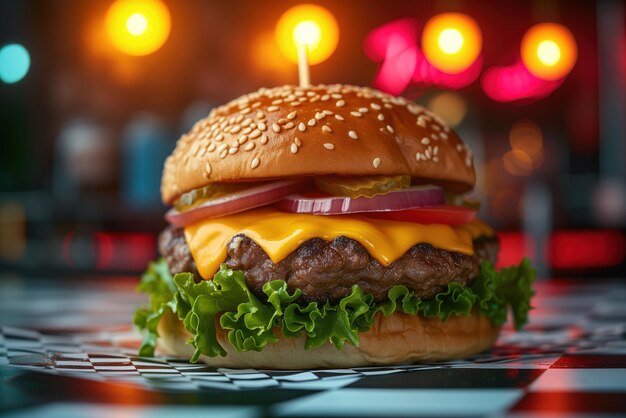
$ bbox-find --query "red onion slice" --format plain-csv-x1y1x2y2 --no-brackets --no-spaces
166,179,308,227
276,185,445,215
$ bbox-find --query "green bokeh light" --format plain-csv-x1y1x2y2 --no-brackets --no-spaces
0,44,30,84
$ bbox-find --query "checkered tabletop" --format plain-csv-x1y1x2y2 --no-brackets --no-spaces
1,278,626,417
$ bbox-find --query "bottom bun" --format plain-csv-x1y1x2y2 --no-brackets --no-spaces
157,310,500,369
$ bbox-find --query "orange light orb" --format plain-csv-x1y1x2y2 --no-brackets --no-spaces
105,0,171,56
275,4,339,65
422,13,482,74
521,23,577,80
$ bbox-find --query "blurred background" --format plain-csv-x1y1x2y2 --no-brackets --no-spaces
0,0,624,280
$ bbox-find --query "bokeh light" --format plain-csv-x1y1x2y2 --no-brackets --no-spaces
0,43,30,84
276,4,339,65
422,13,482,74
509,121,544,167
521,23,577,80
503,149,534,176
427,92,468,128
105,0,171,56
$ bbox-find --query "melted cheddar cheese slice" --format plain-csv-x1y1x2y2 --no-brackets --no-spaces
184,208,494,280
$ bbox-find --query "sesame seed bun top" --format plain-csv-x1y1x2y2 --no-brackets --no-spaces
161,84,475,204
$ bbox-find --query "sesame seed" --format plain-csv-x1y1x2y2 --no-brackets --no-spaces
291,101,301,106
370,103,381,110
298,122,306,132
335,114,345,121
205,162,212,175
242,118,253,127
287,111,297,120
290,143,298,154
421,137,430,145
218,143,228,152
267,105,279,112
278,118,289,124
417,117,427,128
230,125,241,134
323,143,335,150
284,122,295,130
208,143,216,152
249,129,261,139
315,112,326,120
431,133,438,140
235,115,244,123
386,125,395,133
323,110,333,115
272,123,281,133
432,124,441,131
242,127,252,135
251,158,260,169
271,99,283,105
331,93,342,99
408,104,420,115
359,107,369,113
348,130,358,139
244,142,255,151
220,149,228,159
415,152,421,161
321,94,330,101
238,135,248,144
433,156,439,162
440,132,448,140
261,134,269,144
351,111,362,117
373,157,381,168
377,113,385,121
295,137,302,146
384,103,393,108
252,102,261,108
336,100,345,107
228,147,238,155
425,148,432,159
433,146,439,155
456,144,463,152
308,118,317,127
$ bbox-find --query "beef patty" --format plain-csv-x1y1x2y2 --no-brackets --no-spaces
159,226,499,303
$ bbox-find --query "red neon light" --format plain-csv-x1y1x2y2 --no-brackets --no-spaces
481,60,563,102
496,230,625,270
364,18,481,95
549,230,625,269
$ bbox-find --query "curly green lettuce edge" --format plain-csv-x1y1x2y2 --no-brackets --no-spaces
134,258,535,362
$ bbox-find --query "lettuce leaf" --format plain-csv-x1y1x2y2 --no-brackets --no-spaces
135,258,535,360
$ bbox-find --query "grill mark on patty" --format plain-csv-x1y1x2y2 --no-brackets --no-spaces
159,225,499,303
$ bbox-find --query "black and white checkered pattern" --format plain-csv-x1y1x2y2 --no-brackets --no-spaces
1,279,626,417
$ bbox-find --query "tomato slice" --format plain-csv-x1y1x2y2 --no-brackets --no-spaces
364,205,476,225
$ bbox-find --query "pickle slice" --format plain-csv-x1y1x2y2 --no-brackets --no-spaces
174,183,258,211
314,175,411,198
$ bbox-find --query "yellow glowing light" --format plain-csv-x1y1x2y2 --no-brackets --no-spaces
276,4,339,65
126,13,148,36
294,20,322,50
536,40,560,66
521,23,577,80
438,28,464,54
105,0,171,56
422,13,482,74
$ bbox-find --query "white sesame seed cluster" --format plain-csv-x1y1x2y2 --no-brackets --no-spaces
161,84,475,203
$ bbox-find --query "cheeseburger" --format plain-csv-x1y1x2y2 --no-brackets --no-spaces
135,84,535,369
